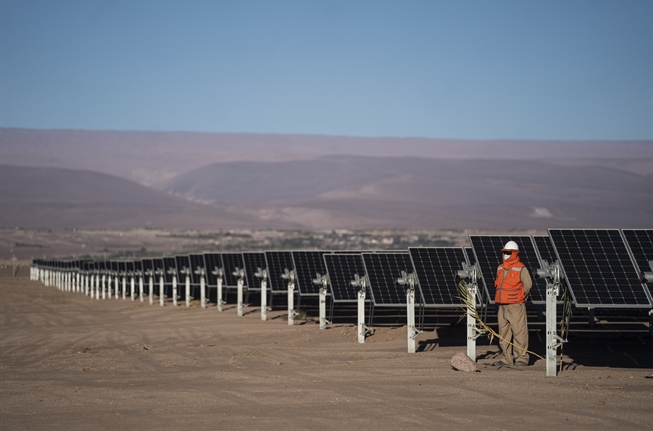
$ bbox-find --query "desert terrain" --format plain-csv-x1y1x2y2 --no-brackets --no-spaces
1,271,652,431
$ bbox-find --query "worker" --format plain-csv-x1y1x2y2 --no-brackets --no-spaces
493,240,532,367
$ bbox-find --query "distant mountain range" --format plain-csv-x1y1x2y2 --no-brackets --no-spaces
1,128,651,229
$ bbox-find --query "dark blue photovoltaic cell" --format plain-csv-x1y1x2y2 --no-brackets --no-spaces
469,236,547,304
324,253,367,302
203,253,223,286
292,251,331,295
242,252,267,291
265,251,295,292
221,253,246,287
362,252,414,306
409,247,467,307
549,229,651,307
464,247,475,265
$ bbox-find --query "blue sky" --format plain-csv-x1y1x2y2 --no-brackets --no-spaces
1,0,651,140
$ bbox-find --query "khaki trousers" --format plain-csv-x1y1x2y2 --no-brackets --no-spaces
497,303,529,364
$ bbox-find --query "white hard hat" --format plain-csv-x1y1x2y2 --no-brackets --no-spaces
502,241,519,251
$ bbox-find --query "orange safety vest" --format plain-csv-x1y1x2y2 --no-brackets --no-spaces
494,262,526,304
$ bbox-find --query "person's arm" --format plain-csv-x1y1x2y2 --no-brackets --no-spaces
521,267,533,296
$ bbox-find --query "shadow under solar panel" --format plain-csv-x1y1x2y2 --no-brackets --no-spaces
549,229,651,308
362,252,415,306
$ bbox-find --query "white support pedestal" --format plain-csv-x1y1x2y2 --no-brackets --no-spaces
101,275,106,300
466,283,477,361
130,276,135,301
115,276,120,300
537,260,566,377
217,279,223,312
200,277,206,309
149,275,154,305
319,287,328,330
185,275,190,307
287,281,296,326
139,276,144,302
172,276,178,306
95,275,100,300
260,280,268,321
107,276,112,299
122,277,127,300
407,288,416,354
159,275,165,307
357,288,367,344
237,279,244,316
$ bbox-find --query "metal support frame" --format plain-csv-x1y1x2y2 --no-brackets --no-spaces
256,268,269,321
101,274,106,300
536,260,567,377
146,270,154,305
195,267,206,309
130,275,135,301
122,276,127,300
158,274,165,306
457,262,482,361
282,269,298,325
351,274,371,343
398,271,421,353
233,267,246,316
213,267,224,312
313,273,330,330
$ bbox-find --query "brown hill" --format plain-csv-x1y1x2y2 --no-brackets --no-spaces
2,128,651,187
0,165,263,229
165,156,653,229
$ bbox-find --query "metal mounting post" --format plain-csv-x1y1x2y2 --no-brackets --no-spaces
255,268,269,321
130,275,135,301
172,275,178,306
138,274,144,302
398,271,421,353
313,273,330,330
457,262,482,361
195,267,206,309
213,267,224,311
352,274,371,343
233,267,246,316
147,271,154,305
101,274,106,300
122,276,127,300
96,274,101,300
158,274,165,306
536,260,567,377
282,269,298,325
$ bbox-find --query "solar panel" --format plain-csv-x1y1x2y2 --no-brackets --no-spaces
464,247,475,265
188,254,206,285
409,247,468,307
142,258,154,273
469,235,547,304
134,260,143,273
549,229,651,308
362,252,415,306
117,261,127,275
291,251,331,295
203,253,223,287
533,236,557,265
152,258,164,275
125,261,135,274
323,253,367,302
175,255,191,281
162,257,177,284
221,253,246,287
242,252,267,291
622,229,653,276
265,251,295,292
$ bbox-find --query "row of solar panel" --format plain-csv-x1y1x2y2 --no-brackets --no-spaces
33,229,653,309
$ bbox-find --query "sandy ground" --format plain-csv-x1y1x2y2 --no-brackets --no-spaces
1,275,652,431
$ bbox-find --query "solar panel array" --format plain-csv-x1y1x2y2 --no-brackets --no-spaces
409,247,468,307
469,235,548,304
622,229,653,276
549,229,651,308
291,251,330,295
324,253,367,302
175,255,191,282
242,252,267,291
362,252,414,306
265,251,295,292
162,257,176,284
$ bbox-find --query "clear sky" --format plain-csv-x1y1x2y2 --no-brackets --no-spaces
1,0,651,140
